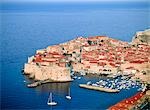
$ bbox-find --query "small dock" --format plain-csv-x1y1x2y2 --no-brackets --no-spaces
79,84,120,93
27,79,73,88
27,81,40,88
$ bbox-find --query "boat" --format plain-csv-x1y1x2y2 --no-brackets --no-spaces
66,88,71,100
71,71,75,76
87,81,92,85
137,88,142,91
73,76,77,79
80,71,86,76
78,77,81,80
27,82,40,88
47,93,57,106
92,83,99,87
106,79,110,81
96,81,100,84
142,86,147,92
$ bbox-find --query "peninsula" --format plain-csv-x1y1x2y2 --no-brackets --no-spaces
23,29,150,86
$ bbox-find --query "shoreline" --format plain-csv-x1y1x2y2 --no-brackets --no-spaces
27,78,73,88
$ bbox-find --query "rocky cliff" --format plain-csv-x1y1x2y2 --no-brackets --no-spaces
24,63,71,81
132,29,150,45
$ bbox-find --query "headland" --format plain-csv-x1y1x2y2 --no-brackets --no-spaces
23,29,150,87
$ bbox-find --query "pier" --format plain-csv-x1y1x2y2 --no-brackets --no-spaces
27,79,73,88
79,84,120,93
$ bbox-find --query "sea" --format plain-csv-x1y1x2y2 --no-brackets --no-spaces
1,1,150,109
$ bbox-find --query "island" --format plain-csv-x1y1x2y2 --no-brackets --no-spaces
23,29,150,87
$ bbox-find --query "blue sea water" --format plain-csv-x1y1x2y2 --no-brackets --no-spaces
1,2,150,109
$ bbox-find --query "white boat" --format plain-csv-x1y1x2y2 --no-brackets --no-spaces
78,77,81,80
92,83,98,87
106,79,109,81
47,93,57,106
99,85,103,88
71,71,75,76
119,86,123,90
80,71,86,76
137,88,142,91
73,76,77,79
66,95,71,100
66,88,71,100
99,80,103,83
87,81,92,85
142,86,147,92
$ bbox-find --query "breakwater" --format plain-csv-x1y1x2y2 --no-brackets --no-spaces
79,84,120,93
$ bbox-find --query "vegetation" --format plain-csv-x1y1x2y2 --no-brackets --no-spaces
140,35,150,44
87,40,92,45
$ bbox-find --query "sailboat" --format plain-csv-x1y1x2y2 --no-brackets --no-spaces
66,88,71,100
47,93,57,106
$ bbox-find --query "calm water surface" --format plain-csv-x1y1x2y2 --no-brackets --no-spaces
1,2,150,109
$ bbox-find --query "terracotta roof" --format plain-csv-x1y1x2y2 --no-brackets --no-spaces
108,92,145,110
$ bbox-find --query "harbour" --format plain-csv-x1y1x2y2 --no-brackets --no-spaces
23,72,149,109
1,1,149,109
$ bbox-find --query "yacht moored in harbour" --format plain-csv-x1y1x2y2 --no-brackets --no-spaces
47,93,57,106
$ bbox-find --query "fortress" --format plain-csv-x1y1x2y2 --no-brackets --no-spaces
24,29,150,84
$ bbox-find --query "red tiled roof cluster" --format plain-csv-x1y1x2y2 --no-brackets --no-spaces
108,92,145,110
33,52,66,67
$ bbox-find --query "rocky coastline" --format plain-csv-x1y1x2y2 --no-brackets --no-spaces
23,29,150,87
